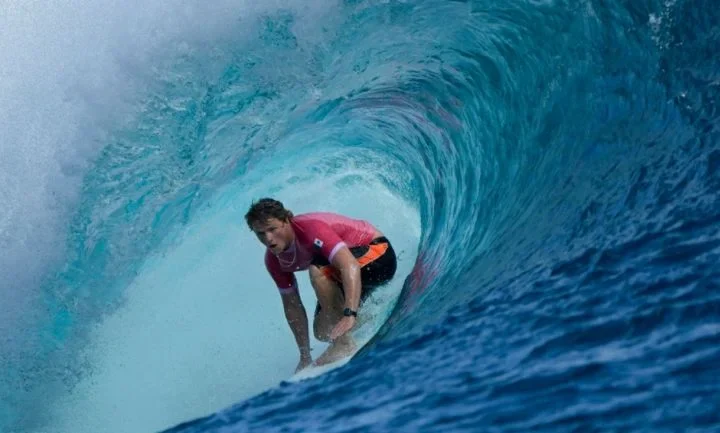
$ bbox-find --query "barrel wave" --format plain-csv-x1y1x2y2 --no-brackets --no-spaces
1,1,718,432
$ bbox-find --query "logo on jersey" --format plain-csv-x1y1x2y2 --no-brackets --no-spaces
313,238,324,248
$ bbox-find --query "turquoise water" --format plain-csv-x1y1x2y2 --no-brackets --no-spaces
2,0,719,432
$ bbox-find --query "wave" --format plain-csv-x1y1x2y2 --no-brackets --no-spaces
2,0,718,432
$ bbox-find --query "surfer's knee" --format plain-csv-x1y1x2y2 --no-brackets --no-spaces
309,265,341,302
309,265,332,286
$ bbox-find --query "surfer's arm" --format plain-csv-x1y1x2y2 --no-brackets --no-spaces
281,290,312,360
265,253,311,361
299,220,361,309
326,247,361,340
331,247,362,312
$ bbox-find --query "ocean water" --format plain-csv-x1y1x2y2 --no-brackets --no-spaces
1,0,719,432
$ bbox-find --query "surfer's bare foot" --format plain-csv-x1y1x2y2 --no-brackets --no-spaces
315,335,357,366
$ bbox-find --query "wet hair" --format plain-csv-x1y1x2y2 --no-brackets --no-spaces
244,198,294,228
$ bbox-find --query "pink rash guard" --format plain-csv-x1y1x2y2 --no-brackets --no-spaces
264,212,378,294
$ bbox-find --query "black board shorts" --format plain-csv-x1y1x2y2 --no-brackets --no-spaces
312,236,397,314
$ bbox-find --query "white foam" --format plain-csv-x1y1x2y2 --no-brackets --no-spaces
0,0,339,356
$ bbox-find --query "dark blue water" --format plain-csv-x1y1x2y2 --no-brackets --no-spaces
3,0,719,432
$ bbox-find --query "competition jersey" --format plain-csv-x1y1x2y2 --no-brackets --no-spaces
264,212,377,293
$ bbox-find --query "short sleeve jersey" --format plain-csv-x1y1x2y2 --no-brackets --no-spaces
264,212,377,294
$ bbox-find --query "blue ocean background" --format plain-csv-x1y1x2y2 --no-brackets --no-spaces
1,0,719,432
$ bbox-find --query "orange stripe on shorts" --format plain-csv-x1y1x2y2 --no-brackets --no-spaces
321,241,389,280
357,242,389,266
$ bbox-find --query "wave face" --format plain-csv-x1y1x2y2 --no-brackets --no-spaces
2,0,719,432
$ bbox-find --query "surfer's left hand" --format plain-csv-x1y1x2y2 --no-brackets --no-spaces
330,316,356,340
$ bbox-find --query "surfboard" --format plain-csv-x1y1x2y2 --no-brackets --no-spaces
289,353,355,382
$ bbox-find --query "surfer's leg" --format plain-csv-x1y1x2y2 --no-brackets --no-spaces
308,239,398,365
309,264,344,342
314,333,356,366
309,265,358,365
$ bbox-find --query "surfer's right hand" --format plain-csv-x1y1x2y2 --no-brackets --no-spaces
296,355,313,373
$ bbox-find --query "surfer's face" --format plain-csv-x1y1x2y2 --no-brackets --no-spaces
251,217,294,254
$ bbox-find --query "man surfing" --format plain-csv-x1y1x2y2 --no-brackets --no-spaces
245,198,397,372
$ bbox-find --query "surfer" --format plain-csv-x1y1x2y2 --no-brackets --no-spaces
245,198,397,372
